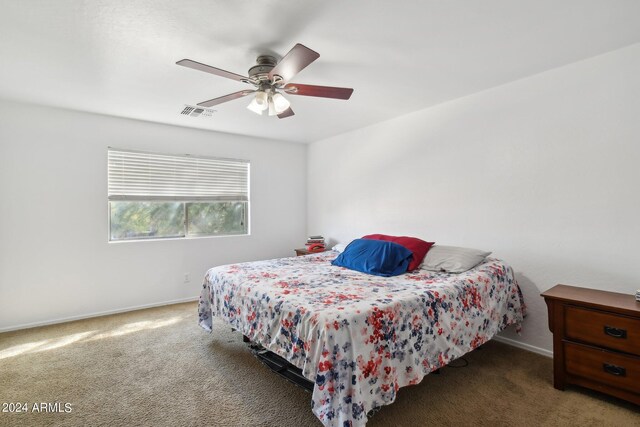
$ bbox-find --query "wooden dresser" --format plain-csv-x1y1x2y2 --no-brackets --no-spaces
542,284,640,405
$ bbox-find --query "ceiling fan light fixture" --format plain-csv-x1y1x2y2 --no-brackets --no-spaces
247,97,264,115
271,92,290,114
267,96,277,116
254,91,269,110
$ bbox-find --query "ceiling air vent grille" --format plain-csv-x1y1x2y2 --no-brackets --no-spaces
180,105,215,118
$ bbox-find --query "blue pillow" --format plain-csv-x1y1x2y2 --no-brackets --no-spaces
331,239,413,277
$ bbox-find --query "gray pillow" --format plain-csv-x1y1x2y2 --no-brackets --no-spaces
422,245,491,273
331,242,350,253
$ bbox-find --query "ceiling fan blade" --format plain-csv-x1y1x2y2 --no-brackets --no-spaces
269,44,320,83
277,107,295,119
197,90,255,107
283,83,353,100
176,59,249,82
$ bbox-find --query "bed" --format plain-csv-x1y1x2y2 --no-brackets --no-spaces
198,250,525,426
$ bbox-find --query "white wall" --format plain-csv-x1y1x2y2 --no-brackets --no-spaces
307,43,640,353
0,101,307,331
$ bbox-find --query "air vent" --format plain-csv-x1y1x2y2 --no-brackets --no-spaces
180,105,216,118
180,105,195,115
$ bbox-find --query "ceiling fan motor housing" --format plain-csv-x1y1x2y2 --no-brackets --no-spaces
248,55,277,81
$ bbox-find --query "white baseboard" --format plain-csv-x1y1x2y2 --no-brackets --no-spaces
0,296,199,333
493,335,553,358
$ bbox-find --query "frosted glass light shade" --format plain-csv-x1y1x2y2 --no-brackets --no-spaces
254,91,269,109
271,93,290,114
247,98,264,115
267,96,277,116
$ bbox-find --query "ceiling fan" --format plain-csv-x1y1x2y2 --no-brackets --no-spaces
176,43,353,119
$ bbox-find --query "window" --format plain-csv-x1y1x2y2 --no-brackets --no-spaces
108,148,249,241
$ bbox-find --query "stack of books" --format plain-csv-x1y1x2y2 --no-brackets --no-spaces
305,235,326,252
636,289,640,302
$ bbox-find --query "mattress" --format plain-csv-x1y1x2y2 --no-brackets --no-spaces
198,251,525,426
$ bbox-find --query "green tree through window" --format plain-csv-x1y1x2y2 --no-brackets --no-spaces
110,201,248,241
187,202,247,236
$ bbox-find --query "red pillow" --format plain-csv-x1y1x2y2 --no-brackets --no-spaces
362,234,434,271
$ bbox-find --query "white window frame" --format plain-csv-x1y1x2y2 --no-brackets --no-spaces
107,147,250,242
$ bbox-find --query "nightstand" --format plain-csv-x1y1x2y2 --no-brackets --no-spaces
541,284,640,405
294,248,329,256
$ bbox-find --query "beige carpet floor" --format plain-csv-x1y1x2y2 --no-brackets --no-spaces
1,302,639,427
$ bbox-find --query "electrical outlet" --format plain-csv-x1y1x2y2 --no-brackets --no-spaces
184,273,191,283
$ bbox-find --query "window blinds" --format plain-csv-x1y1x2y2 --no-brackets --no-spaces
108,148,249,202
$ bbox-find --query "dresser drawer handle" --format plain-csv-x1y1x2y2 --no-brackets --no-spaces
603,325,627,339
603,363,626,377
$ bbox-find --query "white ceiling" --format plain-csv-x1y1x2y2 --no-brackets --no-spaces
1,1,639,143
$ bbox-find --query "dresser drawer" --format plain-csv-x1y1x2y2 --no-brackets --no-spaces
564,341,640,394
565,306,640,355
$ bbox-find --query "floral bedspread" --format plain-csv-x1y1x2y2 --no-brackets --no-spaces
198,251,525,426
